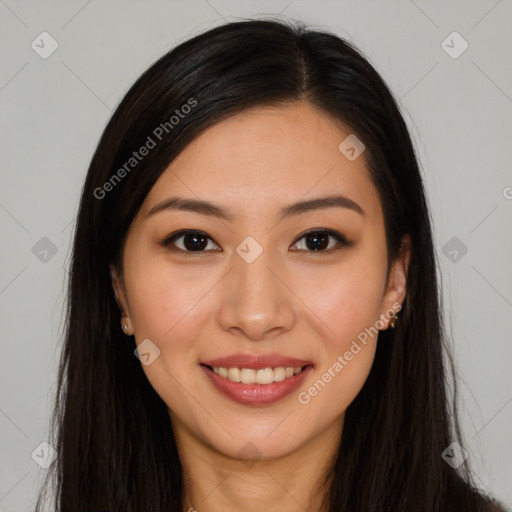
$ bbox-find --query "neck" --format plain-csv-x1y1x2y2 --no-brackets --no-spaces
174,416,343,512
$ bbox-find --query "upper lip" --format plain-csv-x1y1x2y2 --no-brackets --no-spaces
201,352,313,369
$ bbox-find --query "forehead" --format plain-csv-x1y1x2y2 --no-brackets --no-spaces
140,101,382,222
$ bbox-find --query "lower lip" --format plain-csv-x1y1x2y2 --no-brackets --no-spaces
200,364,313,406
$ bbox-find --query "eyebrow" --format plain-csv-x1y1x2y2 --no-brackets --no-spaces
146,194,365,221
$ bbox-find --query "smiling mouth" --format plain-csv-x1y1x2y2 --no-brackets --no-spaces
202,364,311,385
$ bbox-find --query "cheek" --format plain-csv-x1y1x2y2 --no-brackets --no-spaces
125,257,212,341
295,276,380,417
297,256,387,346
293,254,386,406
123,257,220,406
123,262,208,413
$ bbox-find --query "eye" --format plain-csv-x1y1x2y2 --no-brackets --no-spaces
290,229,353,253
160,230,221,252
160,228,353,254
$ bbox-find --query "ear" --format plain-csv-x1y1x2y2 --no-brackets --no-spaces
379,235,411,329
110,264,133,334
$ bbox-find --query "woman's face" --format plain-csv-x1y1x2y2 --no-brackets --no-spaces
111,101,410,462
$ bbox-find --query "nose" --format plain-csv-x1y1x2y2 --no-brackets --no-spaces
217,247,296,342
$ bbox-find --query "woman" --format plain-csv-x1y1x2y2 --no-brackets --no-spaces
35,18,506,512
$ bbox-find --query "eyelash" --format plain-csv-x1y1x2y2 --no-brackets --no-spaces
159,228,354,254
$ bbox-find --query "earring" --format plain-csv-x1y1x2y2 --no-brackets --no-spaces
121,315,131,335
390,313,398,328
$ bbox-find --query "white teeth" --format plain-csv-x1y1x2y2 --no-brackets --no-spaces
256,367,274,384
228,367,241,382
210,365,306,384
273,367,286,382
240,368,256,384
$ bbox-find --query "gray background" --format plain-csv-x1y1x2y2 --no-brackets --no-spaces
1,1,511,510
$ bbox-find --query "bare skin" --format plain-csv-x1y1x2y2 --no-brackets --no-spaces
111,100,410,511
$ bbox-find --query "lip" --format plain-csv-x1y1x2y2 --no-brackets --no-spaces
200,360,314,407
201,352,313,370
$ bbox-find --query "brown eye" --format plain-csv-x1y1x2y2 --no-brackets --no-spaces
290,229,353,253
161,230,220,252
160,228,353,255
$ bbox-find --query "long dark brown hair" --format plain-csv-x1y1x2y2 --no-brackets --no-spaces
35,18,505,512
